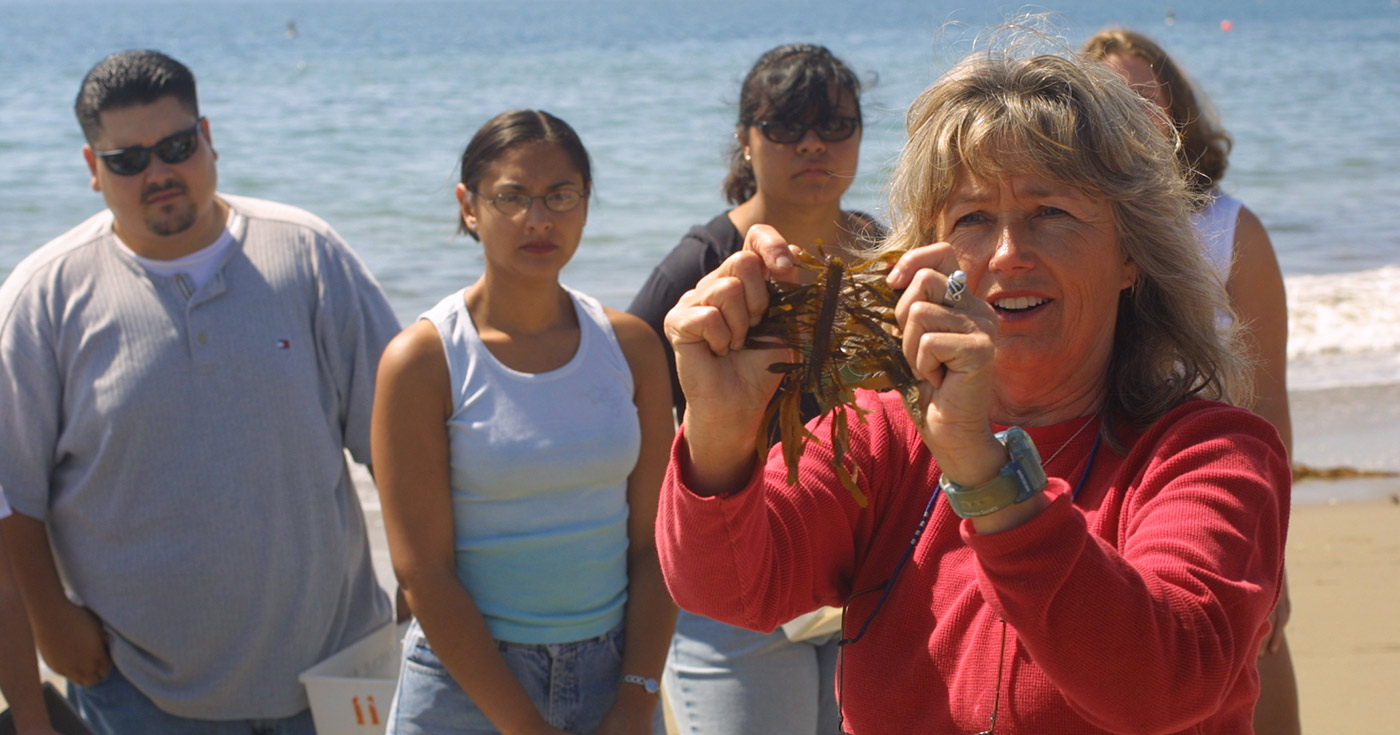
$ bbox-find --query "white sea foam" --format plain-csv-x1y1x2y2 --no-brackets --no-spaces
1286,266,1400,390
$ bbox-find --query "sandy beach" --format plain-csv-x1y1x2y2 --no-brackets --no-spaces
1284,385,1400,735
1285,495,1400,731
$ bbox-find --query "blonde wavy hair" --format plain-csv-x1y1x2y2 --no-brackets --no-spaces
881,50,1248,441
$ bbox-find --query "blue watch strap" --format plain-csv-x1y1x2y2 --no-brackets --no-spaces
939,426,1048,518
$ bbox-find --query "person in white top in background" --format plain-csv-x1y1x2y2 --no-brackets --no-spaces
1083,28,1298,735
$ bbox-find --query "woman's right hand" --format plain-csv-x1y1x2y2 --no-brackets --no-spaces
888,244,1052,533
663,224,799,493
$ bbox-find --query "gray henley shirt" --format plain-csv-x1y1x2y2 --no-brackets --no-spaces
0,194,400,719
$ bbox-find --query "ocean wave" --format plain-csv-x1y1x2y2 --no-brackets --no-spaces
1288,265,1400,357
1286,265,1400,390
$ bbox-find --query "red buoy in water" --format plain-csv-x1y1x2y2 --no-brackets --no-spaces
1221,19,1234,32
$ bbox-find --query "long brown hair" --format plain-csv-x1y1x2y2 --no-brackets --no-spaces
1082,28,1233,197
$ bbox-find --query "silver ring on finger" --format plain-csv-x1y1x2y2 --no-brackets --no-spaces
942,270,967,306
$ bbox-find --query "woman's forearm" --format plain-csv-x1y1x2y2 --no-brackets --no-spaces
619,546,677,680
608,546,676,722
0,559,54,734
675,420,762,497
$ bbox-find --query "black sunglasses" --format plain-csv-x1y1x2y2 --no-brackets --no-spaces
756,116,860,145
94,119,204,176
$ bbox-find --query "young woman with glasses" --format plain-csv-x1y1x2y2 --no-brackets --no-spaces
372,109,676,735
628,43,879,735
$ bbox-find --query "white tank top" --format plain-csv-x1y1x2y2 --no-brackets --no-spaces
1192,191,1243,327
1193,192,1242,283
422,285,639,644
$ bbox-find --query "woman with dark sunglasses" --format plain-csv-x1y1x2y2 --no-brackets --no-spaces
373,110,676,735
628,42,879,735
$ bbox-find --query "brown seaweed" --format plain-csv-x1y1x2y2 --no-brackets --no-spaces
745,249,922,506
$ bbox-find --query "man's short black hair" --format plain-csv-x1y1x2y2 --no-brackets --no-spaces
74,49,199,142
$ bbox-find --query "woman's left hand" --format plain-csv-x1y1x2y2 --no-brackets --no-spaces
887,244,1007,487
595,691,659,735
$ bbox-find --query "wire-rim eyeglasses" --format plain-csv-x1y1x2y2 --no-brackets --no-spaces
472,188,586,217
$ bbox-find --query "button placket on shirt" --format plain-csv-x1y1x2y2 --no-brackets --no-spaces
177,272,224,373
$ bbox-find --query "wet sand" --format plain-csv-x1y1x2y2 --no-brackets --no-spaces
1284,493,1400,731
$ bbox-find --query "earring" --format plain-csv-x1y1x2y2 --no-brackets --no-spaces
743,151,751,162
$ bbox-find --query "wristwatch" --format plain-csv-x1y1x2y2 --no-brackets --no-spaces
621,674,660,694
939,426,1048,518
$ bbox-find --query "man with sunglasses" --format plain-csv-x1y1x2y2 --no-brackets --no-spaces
0,50,400,735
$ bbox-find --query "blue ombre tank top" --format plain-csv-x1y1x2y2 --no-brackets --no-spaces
422,286,639,643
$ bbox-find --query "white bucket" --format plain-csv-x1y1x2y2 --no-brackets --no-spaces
298,622,405,734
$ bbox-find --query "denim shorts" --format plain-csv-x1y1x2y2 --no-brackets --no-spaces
664,610,842,735
387,620,640,735
68,664,316,735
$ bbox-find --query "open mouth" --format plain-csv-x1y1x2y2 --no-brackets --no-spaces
992,296,1051,314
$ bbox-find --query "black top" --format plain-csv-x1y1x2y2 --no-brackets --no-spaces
626,210,885,427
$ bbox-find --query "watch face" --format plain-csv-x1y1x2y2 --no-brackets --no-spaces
999,426,1048,493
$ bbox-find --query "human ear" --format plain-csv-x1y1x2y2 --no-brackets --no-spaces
1121,257,1140,291
455,183,478,233
201,117,218,162
735,126,752,161
83,145,101,192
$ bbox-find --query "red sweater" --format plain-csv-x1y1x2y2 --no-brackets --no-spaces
657,391,1289,734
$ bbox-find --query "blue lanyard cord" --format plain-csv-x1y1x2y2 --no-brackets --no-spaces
1074,434,1102,500
839,487,938,646
839,432,1102,647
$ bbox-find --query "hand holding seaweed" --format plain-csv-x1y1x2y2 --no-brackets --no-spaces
745,249,923,506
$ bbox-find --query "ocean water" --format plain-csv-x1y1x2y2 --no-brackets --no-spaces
2,0,1397,396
